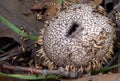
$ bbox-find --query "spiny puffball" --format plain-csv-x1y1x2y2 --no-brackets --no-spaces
43,4,114,72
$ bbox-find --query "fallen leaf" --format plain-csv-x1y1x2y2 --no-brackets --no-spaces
89,0,103,6
31,0,61,20
63,73,120,81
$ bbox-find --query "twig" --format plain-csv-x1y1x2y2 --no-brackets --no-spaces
0,64,80,79
0,42,34,62
0,48,23,62
104,52,120,68
0,50,5,53
114,1,120,10
0,42,17,51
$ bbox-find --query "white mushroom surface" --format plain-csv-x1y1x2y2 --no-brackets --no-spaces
43,4,114,72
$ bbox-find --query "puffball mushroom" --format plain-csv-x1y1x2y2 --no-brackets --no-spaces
43,4,115,72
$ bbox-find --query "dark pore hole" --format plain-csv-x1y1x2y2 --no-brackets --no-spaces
100,1,113,13
106,2,113,13
67,22,79,36
41,6,48,15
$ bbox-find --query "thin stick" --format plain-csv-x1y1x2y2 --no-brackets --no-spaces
0,48,23,62
1,64,80,78
0,42,34,62
104,52,119,68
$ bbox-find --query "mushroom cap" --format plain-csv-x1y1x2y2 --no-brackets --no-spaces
43,4,114,71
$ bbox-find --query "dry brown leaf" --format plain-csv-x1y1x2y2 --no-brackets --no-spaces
63,74,120,81
89,0,103,6
31,0,103,20
32,0,61,20
63,0,89,4
94,0,102,6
